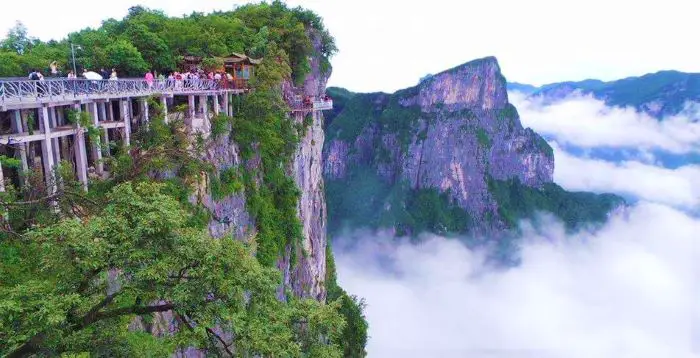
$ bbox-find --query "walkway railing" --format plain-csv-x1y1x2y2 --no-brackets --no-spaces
0,78,243,105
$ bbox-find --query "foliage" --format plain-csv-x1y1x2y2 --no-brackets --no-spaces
209,166,244,201
0,181,344,357
0,1,336,82
323,87,355,128
326,168,473,237
476,127,491,148
488,176,625,230
105,40,149,77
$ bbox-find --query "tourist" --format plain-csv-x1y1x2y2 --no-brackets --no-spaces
110,69,118,80
66,71,76,79
100,68,110,80
145,70,154,88
49,61,59,77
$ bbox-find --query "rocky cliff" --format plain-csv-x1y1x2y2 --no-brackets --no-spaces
324,57,621,237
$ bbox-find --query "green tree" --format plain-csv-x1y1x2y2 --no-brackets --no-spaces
123,23,175,72
105,39,148,76
1,21,33,55
0,181,344,357
0,51,22,76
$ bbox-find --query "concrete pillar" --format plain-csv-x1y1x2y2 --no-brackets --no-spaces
223,93,230,116
50,107,61,166
107,101,114,122
213,94,220,116
99,102,110,157
12,110,29,179
0,160,4,192
89,102,104,174
198,95,208,119
40,107,56,193
121,100,131,147
72,104,88,191
228,94,234,116
186,95,195,127
141,99,149,124
161,96,168,121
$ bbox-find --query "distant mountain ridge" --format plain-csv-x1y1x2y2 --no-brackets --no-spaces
508,70,700,118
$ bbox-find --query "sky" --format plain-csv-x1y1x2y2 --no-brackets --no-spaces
335,92,700,357
1,0,699,92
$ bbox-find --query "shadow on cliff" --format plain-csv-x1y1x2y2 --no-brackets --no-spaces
332,202,699,358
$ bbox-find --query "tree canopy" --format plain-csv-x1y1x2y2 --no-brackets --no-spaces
0,1,337,80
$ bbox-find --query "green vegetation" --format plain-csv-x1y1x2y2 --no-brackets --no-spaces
488,176,624,230
0,0,336,81
324,87,356,128
326,169,472,237
476,127,491,148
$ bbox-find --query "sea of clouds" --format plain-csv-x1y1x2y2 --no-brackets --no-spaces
334,92,700,357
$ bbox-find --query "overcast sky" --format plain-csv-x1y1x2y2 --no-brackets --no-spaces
1,0,698,92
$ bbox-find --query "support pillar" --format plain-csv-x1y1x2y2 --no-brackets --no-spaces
198,95,208,119
12,111,29,183
161,96,168,121
141,99,149,124
228,94,234,116
89,102,103,174
213,94,220,116
199,95,209,133
100,102,110,157
107,101,114,122
121,100,131,147
223,93,230,116
72,104,88,191
40,107,56,193
187,95,195,126
50,107,61,166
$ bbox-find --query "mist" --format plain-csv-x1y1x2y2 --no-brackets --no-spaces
333,93,700,357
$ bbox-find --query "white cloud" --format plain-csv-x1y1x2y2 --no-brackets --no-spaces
509,91,700,155
335,202,700,358
551,143,700,209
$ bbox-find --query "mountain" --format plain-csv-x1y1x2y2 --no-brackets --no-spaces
323,57,624,239
510,71,700,118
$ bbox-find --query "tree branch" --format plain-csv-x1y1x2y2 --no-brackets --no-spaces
206,327,234,357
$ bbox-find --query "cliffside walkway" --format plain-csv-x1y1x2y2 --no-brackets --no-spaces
0,78,245,111
0,77,332,194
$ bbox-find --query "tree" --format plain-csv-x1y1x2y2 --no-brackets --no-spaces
105,40,148,76
123,23,175,72
1,21,33,55
0,51,22,76
0,181,344,357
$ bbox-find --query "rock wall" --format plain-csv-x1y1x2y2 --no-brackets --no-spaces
279,28,330,301
323,57,555,234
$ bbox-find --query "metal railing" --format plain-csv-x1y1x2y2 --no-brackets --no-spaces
313,100,333,111
0,78,244,105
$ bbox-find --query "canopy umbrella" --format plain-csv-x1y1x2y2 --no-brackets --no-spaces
83,71,102,80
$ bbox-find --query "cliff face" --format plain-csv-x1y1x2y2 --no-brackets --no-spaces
280,29,330,301
324,57,555,234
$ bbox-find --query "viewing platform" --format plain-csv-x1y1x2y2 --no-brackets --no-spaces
0,77,333,195
0,78,246,111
